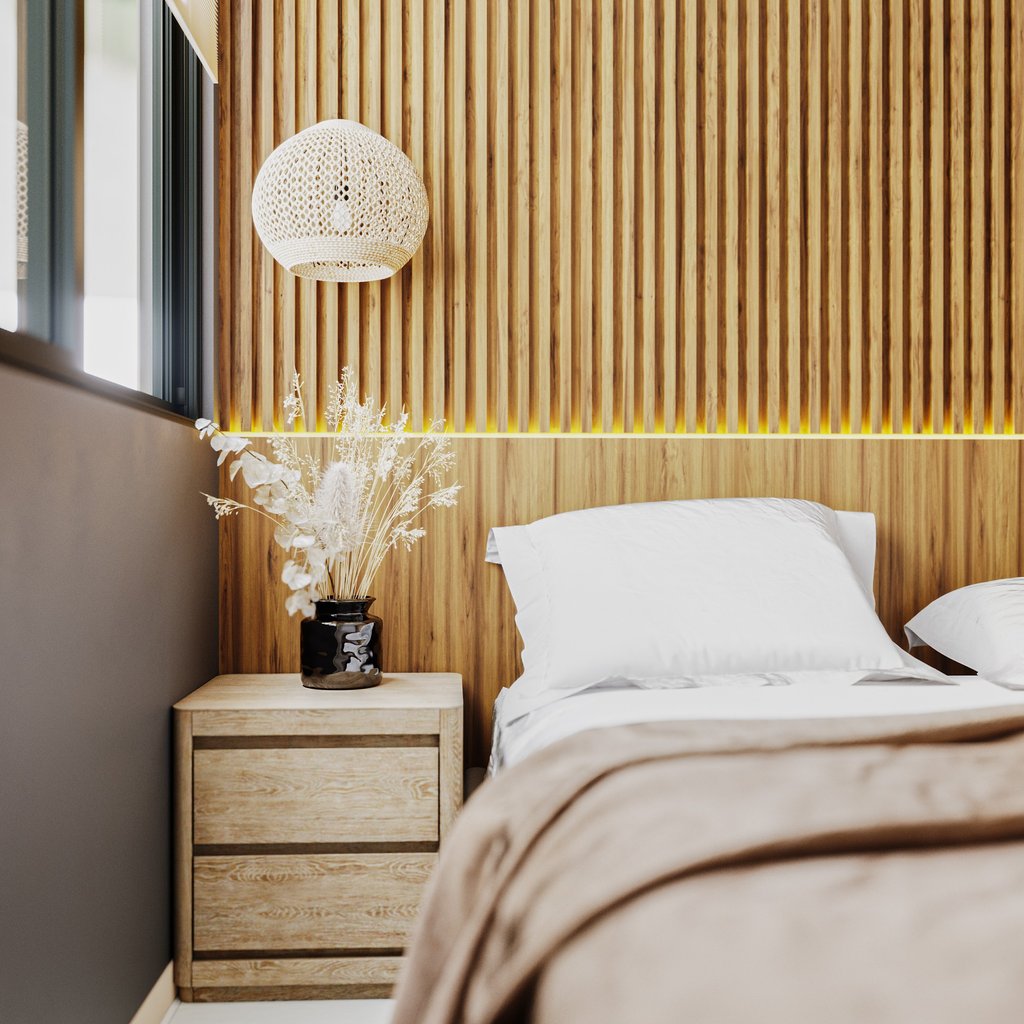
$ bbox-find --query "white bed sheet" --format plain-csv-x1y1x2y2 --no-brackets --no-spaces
490,677,1024,772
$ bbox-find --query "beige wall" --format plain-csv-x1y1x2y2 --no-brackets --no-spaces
0,363,218,1023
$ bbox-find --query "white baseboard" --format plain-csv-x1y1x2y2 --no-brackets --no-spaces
129,962,177,1024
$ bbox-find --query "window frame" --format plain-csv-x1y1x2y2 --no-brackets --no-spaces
1,0,207,422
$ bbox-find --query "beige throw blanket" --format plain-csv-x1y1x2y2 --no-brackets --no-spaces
393,707,1024,1024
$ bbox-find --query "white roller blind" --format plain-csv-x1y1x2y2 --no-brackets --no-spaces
165,0,218,83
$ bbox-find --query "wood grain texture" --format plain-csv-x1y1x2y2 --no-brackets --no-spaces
193,747,439,844
174,672,461,1000
173,712,193,989
191,956,403,988
193,852,435,951
220,436,1024,766
188,983,393,1002
178,673,460,737
438,705,462,840
217,0,1024,435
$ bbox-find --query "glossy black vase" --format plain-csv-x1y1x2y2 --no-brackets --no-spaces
300,597,383,689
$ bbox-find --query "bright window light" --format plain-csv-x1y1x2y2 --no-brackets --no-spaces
83,0,141,390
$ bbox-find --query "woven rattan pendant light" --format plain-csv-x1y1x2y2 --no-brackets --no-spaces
251,119,429,283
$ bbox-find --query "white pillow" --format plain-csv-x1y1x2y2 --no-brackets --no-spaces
905,579,1024,688
487,508,877,604
489,497,911,701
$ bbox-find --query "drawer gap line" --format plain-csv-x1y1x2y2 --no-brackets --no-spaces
194,841,439,856
193,734,439,749
193,948,406,960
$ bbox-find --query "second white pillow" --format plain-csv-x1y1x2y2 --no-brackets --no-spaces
906,579,1024,688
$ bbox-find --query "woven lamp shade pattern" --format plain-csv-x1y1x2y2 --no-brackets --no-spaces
251,119,429,283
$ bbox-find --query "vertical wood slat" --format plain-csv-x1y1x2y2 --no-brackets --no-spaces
296,0,317,429
596,4,614,433
405,0,425,430
254,1,274,431
744,0,761,433
847,0,864,434
826,0,843,433
682,0,698,433
990,0,1006,433
467,0,487,431
949,0,966,433
765,0,781,433
553,0,572,432
489,0,509,432
967,0,985,433
909,0,927,433
1014,0,1024,432
929,0,947,434
618,0,636,433
273,0,296,429
425,0,445,427
723,0,740,434
867,1,883,435
572,0,593,433
216,0,233,428
510,0,529,432
447,0,467,431
806,0,822,433
659,0,678,432
232,1,253,432
317,0,339,428
785,0,801,433
531,0,551,432
361,0,382,409
382,0,404,423
340,0,360,401
889,0,907,433
639,0,657,433
703,0,720,433
218,0,1024,438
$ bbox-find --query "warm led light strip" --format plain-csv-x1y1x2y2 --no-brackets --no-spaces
232,432,1024,442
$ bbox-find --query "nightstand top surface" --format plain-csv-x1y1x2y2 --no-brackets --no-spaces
175,672,463,712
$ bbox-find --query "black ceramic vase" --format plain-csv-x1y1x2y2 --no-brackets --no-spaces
300,597,383,689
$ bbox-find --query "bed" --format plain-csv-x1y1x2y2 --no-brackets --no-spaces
392,499,1024,1024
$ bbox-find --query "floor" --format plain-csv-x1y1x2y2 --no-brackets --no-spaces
165,1000,393,1023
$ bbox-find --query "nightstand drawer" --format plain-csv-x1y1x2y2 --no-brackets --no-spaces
193,746,439,844
193,853,436,951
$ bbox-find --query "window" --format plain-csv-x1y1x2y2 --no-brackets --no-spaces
83,0,140,388
0,0,206,418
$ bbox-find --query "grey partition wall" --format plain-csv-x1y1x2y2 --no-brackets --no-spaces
0,362,218,1024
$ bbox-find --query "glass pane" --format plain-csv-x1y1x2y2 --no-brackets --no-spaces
0,0,24,332
83,0,143,390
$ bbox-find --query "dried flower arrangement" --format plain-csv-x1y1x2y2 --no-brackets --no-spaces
197,368,460,619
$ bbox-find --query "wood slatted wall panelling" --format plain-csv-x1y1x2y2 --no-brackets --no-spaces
218,0,1024,435
221,437,1024,766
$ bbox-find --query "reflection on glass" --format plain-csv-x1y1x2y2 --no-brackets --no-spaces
0,0,20,332
84,0,141,389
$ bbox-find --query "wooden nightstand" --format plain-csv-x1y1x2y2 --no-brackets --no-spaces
173,672,463,1003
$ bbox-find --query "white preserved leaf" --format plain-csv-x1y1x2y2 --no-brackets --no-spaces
281,560,313,590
